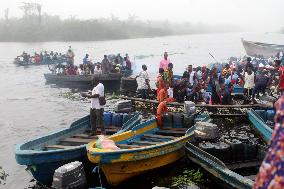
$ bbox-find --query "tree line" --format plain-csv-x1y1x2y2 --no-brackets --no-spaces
0,3,241,42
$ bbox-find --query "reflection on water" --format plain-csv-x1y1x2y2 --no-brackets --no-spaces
1,32,284,188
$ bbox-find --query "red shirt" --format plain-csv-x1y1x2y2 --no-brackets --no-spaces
279,66,284,90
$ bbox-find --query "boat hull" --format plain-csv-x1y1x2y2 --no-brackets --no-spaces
15,113,141,186
248,110,273,143
242,38,284,58
44,73,122,90
87,119,194,186
185,143,253,189
101,148,184,185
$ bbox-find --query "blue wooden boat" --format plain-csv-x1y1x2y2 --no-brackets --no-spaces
15,112,141,186
248,109,274,143
86,118,195,186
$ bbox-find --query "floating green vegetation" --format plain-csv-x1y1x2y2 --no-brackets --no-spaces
106,92,120,100
60,91,85,101
0,166,8,185
171,169,205,189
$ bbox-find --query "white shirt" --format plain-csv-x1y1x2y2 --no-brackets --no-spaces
91,83,104,109
244,72,255,89
138,71,149,89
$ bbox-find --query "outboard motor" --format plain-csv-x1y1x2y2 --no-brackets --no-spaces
52,161,86,189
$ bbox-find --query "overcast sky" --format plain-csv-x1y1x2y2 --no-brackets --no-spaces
1,0,283,31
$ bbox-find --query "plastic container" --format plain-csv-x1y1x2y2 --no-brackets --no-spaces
183,114,195,128
184,101,196,115
199,142,216,156
163,113,173,128
266,110,275,122
213,142,231,163
226,139,243,162
103,112,112,127
111,113,123,127
243,143,257,160
173,113,184,128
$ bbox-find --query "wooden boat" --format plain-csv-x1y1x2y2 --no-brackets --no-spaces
15,112,141,186
185,112,270,189
242,38,284,58
86,118,195,186
248,109,273,143
14,59,58,66
44,70,132,90
185,143,254,189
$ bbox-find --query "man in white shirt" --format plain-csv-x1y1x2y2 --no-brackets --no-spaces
136,64,150,99
82,78,105,135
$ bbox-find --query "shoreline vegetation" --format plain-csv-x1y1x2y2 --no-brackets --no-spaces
0,3,241,42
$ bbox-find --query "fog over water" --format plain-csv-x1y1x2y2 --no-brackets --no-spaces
1,0,284,32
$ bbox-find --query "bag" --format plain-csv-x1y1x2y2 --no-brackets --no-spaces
99,96,106,105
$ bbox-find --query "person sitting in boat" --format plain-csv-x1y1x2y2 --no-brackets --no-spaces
94,64,102,74
136,64,150,99
66,65,77,75
191,79,205,102
77,64,84,75
159,52,170,70
275,59,284,94
173,72,189,103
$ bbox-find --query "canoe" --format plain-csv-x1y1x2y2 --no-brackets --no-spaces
44,71,132,90
248,109,273,143
185,143,254,189
86,118,195,186
14,59,58,66
242,38,284,58
185,112,271,189
15,112,141,186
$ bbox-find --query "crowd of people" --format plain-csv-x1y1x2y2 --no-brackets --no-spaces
137,52,284,105
51,52,132,75
14,46,75,65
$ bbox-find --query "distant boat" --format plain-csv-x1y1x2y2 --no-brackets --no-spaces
241,38,284,58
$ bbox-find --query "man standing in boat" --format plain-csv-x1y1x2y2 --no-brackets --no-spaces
159,52,170,70
81,78,105,135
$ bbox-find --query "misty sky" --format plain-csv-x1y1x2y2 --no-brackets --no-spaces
1,0,283,31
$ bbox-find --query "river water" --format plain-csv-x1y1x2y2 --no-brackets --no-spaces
1,32,284,189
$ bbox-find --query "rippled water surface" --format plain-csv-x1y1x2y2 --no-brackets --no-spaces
1,32,284,189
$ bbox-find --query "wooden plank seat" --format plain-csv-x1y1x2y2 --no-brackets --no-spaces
155,129,185,136
143,134,178,140
130,140,160,146
160,127,188,131
60,137,94,145
72,134,99,139
117,144,142,149
45,145,74,150
85,126,121,132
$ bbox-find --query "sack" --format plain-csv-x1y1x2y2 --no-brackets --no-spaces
99,96,106,105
